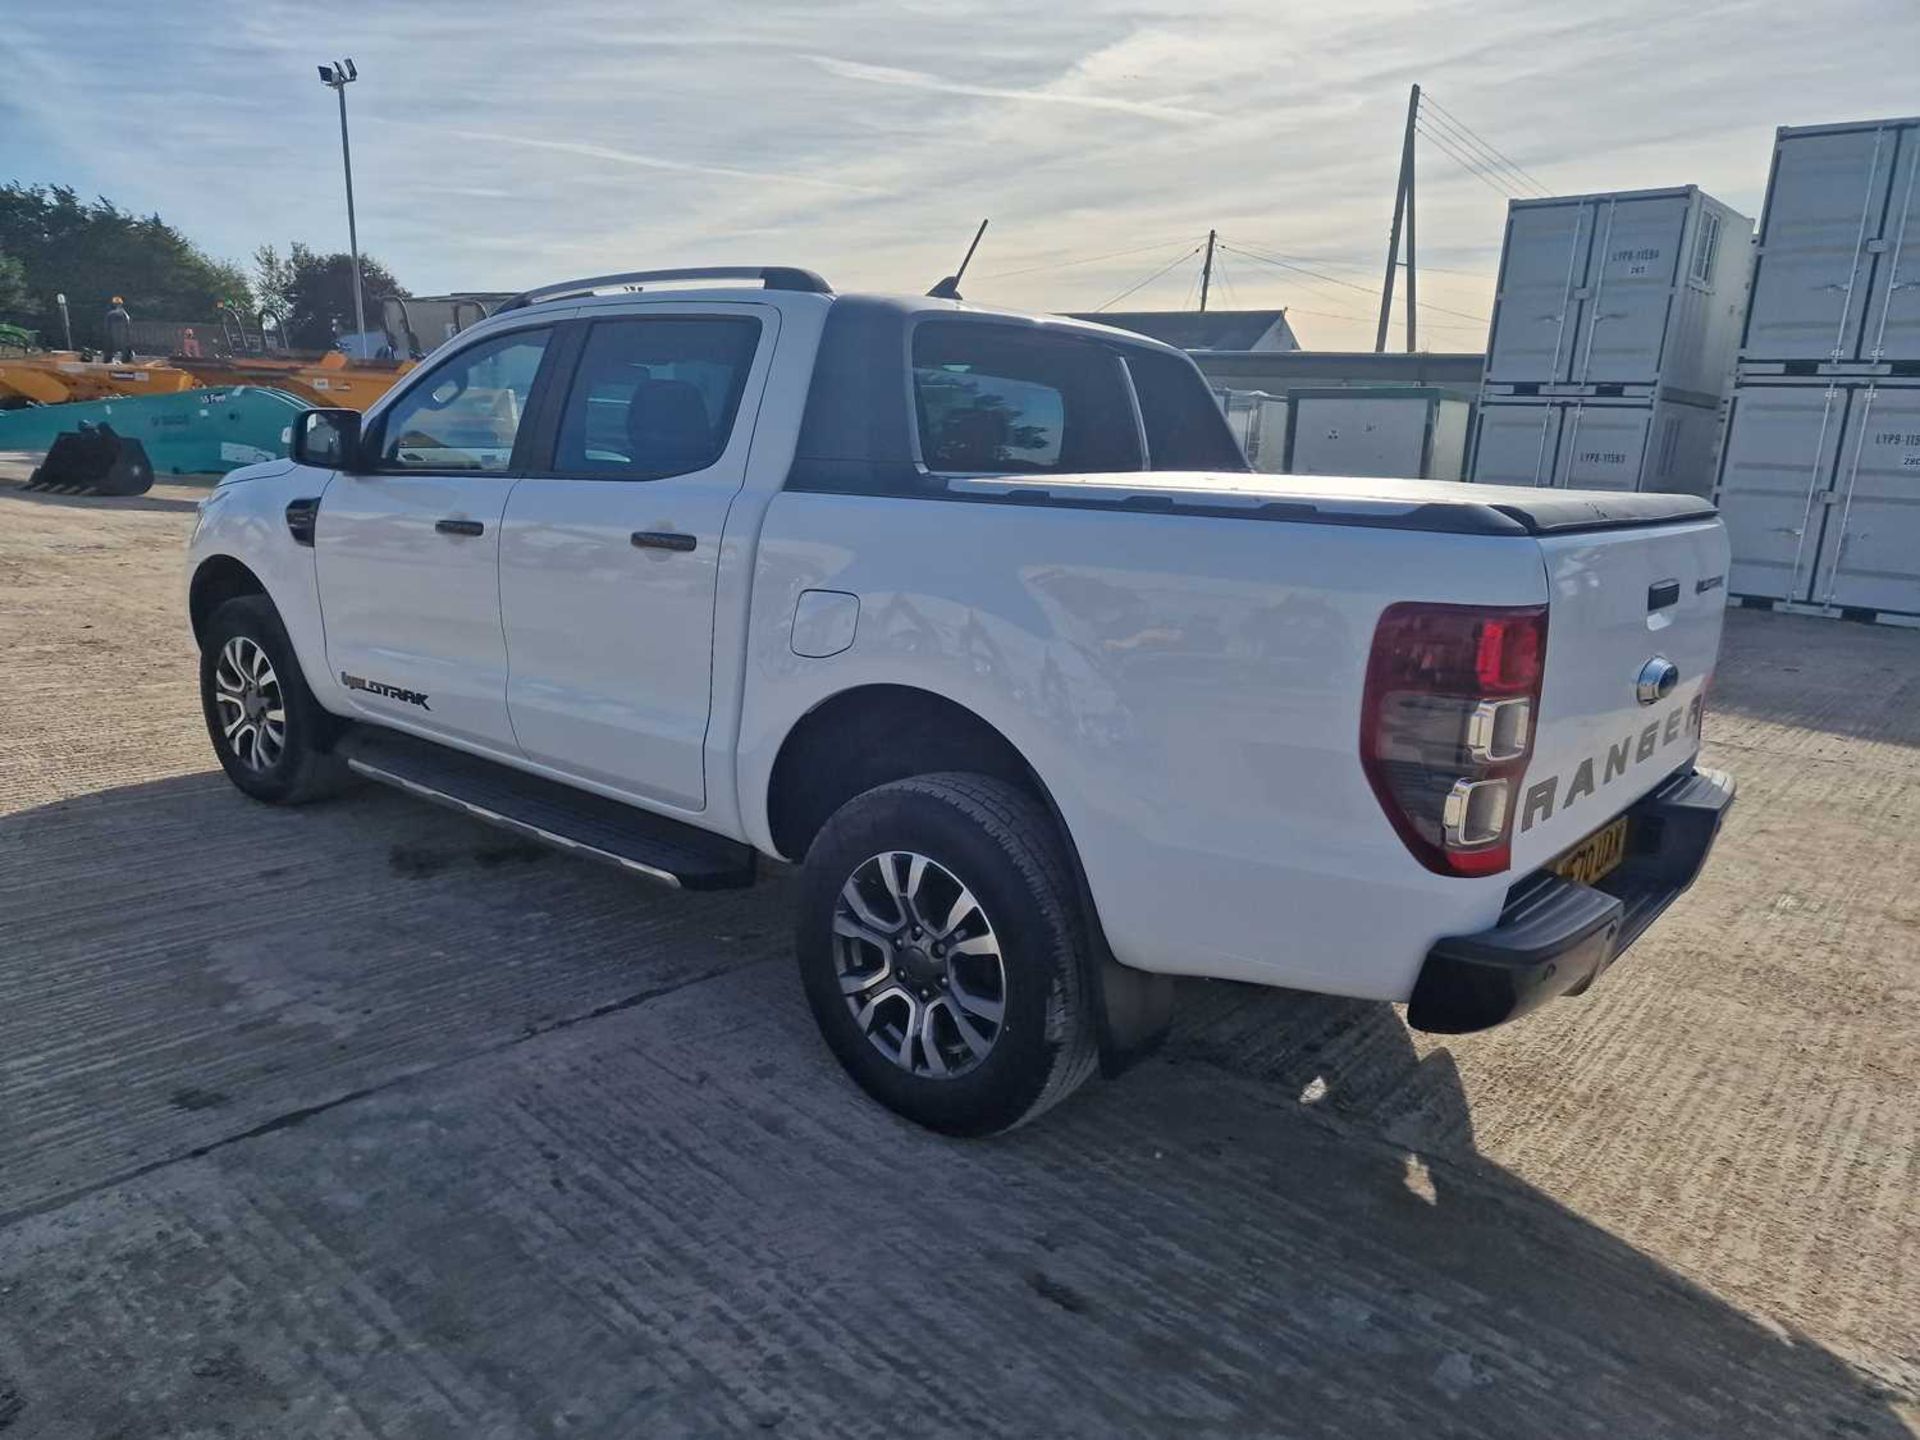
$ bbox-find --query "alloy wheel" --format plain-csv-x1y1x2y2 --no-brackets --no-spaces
212,635,287,772
833,850,1008,1079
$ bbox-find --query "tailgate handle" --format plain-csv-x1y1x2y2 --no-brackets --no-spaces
1647,579,1681,611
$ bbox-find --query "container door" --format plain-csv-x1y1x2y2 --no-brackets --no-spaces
1811,384,1920,615
1487,203,1592,383
1469,402,1561,486
1555,401,1654,491
1859,131,1920,364
1570,194,1690,386
1744,126,1899,362
1717,384,1851,602
1287,395,1429,477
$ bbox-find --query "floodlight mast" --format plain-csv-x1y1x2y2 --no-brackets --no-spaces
317,59,368,350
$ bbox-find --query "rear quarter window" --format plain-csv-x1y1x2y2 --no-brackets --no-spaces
911,323,1142,474
1123,348,1249,471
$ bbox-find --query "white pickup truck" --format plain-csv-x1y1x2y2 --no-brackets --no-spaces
187,266,1735,1134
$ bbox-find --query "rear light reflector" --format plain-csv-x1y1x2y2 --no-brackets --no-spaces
1361,602,1548,877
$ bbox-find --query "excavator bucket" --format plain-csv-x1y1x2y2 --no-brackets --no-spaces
24,424,154,496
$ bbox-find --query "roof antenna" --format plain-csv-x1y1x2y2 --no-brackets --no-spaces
927,218,989,300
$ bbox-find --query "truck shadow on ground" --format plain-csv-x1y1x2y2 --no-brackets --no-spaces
0,772,1909,1437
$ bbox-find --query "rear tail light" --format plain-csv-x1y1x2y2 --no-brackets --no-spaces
1360,602,1549,877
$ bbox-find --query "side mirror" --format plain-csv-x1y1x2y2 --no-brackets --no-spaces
291,407,363,470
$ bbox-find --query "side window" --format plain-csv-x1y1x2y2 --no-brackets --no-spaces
1123,348,1249,471
912,323,1142,475
377,328,550,472
552,316,762,478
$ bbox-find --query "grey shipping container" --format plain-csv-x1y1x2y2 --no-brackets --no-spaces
1716,377,1920,617
1469,395,1723,496
1215,389,1290,472
1740,116,1920,368
1484,186,1752,402
1282,387,1470,480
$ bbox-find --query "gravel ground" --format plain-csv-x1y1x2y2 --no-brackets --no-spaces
0,477,1914,1438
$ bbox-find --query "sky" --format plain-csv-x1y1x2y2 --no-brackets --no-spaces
4,0,1919,352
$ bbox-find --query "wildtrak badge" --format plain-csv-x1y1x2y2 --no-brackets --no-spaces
1520,692,1703,832
341,672,431,711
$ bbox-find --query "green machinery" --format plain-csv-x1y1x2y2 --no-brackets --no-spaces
0,385,308,478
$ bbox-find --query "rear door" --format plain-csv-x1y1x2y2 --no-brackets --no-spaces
1811,383,1920,615
1511,518,1731,873
498,305,777,811
1486,201,1592,384
1470,402,1562,486
317,324,554,752
1744,125,1899,362
1716,383,1852,602
1569,193,1688,385
1555,401,1653,490
1858,134,1920,364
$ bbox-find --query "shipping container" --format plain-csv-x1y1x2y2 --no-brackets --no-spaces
1469,394,1722,496
1484,186,1751,401
1716,377,1920,617
1215,388,1290,472
1740,116,1920,368
1282,387,1470,480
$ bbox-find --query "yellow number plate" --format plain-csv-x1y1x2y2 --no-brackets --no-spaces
1550,815,1631,886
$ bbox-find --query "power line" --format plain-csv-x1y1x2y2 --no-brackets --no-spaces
1216,242,1380,299
982,236,1200,280
1420,93,1552,197
1222,240,1488,325
1416,121,1517,198
1228,242,1489,279
1094,243,1204,311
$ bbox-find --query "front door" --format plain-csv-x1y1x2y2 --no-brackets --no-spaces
499,306,776,811
317,324,553,753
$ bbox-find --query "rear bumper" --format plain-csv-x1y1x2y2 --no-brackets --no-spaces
1407,765,1736,1034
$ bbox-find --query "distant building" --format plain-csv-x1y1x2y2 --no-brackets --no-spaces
1064,309,1301,353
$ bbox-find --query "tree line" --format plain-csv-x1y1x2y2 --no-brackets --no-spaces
0,183,407,352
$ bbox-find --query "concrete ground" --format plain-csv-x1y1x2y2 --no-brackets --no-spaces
0,477,1914,1439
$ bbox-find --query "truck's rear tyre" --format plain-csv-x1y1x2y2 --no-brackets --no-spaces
199,595,349,805
796,773,1099,1136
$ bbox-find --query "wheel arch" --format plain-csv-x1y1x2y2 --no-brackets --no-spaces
189,554,270,644
761,682,1173,1073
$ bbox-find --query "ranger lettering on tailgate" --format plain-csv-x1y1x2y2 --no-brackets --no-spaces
1520,692,1704,831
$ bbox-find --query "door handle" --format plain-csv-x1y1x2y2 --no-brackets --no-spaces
435,518,485,537
632,530,697,553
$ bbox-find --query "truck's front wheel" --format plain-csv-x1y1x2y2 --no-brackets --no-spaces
199,595,348,806
796,773,1099,1136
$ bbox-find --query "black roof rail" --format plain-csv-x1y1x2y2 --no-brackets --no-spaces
494,266,832,313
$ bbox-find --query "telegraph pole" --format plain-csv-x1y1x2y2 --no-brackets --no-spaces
1199,228,1218,312
1374,83,1420,353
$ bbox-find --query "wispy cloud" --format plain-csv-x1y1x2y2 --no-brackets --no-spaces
441,129,879,195
806,55,1216,124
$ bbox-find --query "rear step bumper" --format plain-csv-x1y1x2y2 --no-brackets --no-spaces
1407,765,1735,1034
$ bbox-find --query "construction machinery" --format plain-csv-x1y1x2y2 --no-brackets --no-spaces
0,385,308,479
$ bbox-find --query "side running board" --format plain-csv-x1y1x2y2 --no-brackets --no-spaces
334,728,757,890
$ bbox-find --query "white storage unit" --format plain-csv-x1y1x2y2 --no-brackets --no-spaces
1469,395,1723,496
1717,377,1920,617
1215,389,1290,473
1283,387,1470,480
1741,116,1920,368
1484,187,1752,401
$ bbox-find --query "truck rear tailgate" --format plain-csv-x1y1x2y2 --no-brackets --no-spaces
1513,517,1730,874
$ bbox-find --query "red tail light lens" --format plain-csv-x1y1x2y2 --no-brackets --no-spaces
1360,602,1548,877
